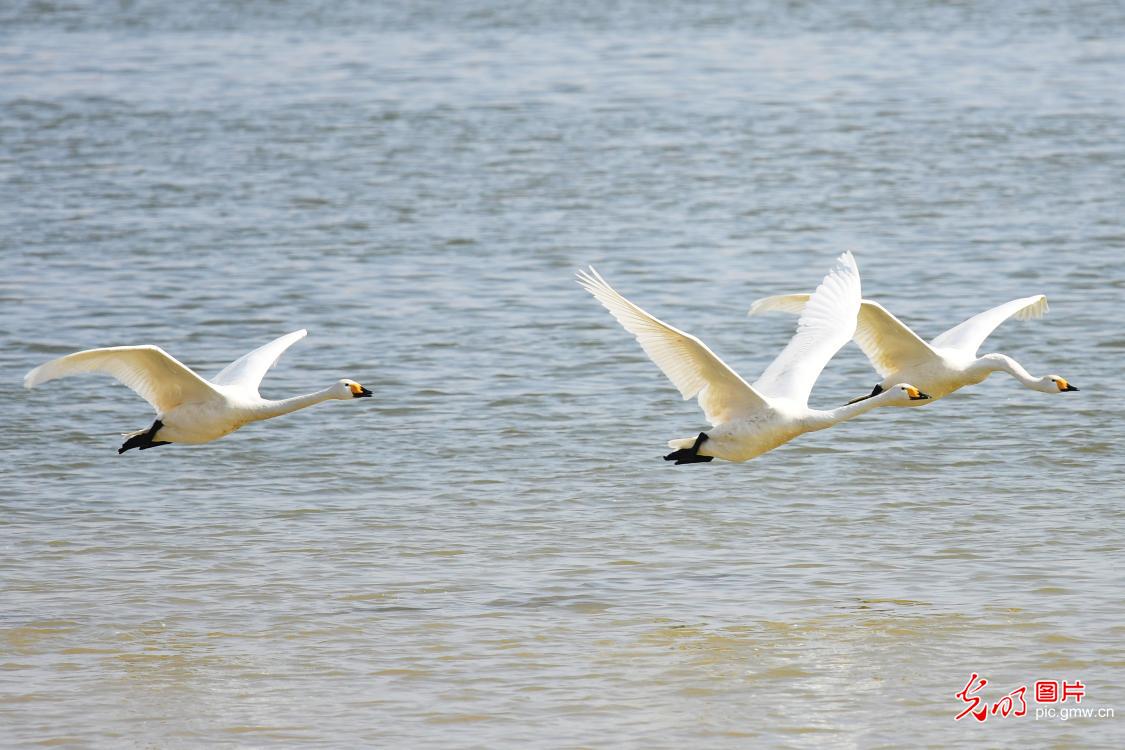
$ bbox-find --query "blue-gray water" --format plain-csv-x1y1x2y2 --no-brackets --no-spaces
2,2,1123,747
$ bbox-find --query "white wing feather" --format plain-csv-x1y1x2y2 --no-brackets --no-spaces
211,329,308,393
748,294,812,317
577,268,770,426
24,346,220,414
851,301,939,378
751,252,861,405
929,295,1048,354
752,294,942,380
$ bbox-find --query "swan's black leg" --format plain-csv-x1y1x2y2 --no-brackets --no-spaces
663,431,714,465
119,419,165,454
846,383,884,405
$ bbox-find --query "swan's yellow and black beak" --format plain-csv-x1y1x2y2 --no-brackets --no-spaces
906,387,931,401
1057,378,1079,392
349,383,373,398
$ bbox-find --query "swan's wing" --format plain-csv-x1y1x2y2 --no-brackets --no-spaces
852,301,940,379
751,252,861,405
24,346,220,414
210,329,308,393
748,293,812,317
577,268,770,426
750,293,938,380
929,295,1048,355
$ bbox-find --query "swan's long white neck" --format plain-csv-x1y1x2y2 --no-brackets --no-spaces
250,386,341,421
975,353,1042,388
803,394,891,432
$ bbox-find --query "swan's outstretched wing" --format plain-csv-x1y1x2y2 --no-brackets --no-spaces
929,295,1048,355
210,329,308,393
24,346,221,414
751,252,861,406
852,301,940,378
577,268,769,426
748,294,812,317
750,294,938,380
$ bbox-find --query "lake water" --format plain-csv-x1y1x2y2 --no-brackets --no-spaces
2,1,1123,747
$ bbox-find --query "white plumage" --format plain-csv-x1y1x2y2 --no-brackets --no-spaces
749,292,1077,403
24,330,372,453
578,253,931,464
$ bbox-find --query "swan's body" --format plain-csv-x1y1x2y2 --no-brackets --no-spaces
577,253,930,464
24,330,372,452
749,293,1078,405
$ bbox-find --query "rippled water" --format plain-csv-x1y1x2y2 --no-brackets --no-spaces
2,2,1124,747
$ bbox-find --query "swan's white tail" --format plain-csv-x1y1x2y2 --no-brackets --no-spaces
667,436,696,450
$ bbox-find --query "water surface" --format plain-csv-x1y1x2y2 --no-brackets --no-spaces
2,1,1123,747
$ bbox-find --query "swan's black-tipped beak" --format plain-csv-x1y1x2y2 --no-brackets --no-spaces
845,383,884,405
353,386,373,398
1062,383,1079,392
909,390,931,401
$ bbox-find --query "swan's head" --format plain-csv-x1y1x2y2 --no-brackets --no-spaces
846,383,932,406
1042,375,1079,394
337,379,372,399
882,383,933,406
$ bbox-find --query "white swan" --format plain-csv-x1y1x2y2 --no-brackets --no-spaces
749,292,1078,405
24,330,372,453
577,253,931,464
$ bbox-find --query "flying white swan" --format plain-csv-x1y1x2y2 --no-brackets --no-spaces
749,292,1078,405
577,253,931,464
24,330,372,453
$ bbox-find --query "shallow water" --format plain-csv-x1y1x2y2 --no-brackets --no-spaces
2,1,1124,747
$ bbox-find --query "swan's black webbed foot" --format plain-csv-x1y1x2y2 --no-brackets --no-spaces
846,383,884,405
119,419,166,454
663,432,714,465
